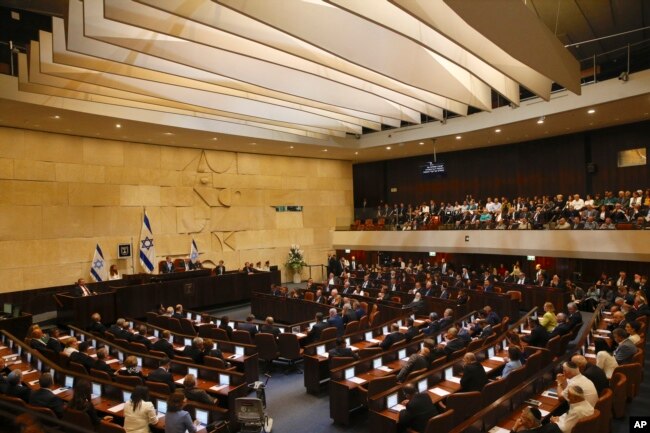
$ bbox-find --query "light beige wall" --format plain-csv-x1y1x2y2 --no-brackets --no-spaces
0,126,352,292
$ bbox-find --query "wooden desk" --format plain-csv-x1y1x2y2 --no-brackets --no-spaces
55,292,116,329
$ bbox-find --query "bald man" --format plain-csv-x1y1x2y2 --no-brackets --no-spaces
459,352,488,392
571,354,608,395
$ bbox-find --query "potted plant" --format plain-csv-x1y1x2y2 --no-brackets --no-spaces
285,244,307,284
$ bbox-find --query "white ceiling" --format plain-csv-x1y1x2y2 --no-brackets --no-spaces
0,0,648,162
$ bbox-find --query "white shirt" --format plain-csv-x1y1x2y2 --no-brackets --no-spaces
562,373,598,407
557,400,594,433
123,400,157,433
596,350,618,379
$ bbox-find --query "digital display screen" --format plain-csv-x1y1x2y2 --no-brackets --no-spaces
373,358,381,369
123,391,131,403
398,349,406,359
444,367,453,380
316,345,326,355
365,331,373,341
157,400,167,414
418,379,427,392
487,347,495,358
421,161,446,178
196,409,209,425
235,346,245,356
64,376,74,388
387,393,398,408
92,383,101,397
188,367,198,378
219,374,230,385
345,367,355,379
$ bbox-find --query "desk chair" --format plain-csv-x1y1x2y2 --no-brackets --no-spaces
235,398,272,433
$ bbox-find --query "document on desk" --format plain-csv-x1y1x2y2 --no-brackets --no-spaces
106,359,120,364
541,390,559,399
377,366,393,372
483,366,493,373
488,427,510,433
209,384,229,392
429,387,450,397
539,409,550,417
490,356,505,362
108,403,125,413
175,378,185,385
520,329,531,334
388,403,406,412
446,376,461,384
367,338,380,344
52,388,68,395
348,377,367,384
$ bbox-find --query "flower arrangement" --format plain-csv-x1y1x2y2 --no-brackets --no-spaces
285,244,307,271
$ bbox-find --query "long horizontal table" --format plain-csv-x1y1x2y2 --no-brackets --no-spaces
55,270,280,328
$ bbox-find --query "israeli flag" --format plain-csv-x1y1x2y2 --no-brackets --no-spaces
139,211,155,273
90,244,108,282
190,239,199,264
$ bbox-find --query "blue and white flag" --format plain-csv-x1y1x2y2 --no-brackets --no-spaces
139,211,155,273
90,244,108,282
190,239,199,264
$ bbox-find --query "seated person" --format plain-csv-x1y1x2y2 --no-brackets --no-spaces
72,278,94,297
522,317,550,348
396,383,439,433
181,337,206,364
68,380,101,428
326,308,345,337
131,325,153,350
421,312,440,336
328,338,359,360
218,316,233,339
147,357,176,392
432,327,466,359
459,352,488,392
62,338,79,357
511,406,561,433
70,341,96,372
549,385,594,433
6,369,31,402
172,304,184,319
612,328,637,364
259,316,281,339
152,330,175,359
29,328,48,352
87,312,106,335
29,372,64,418
501,346,522,378
183,374,216,405
403,317,420,342
306,312,329,344
93,347,115,376
396,347,430,383
380,324,406,350
236,314,259,336
118,355,145,379
46,328,63,353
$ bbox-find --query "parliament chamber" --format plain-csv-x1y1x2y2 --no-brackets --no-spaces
0,1,649,433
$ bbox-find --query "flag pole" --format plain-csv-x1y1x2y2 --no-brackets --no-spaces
131,236,135,275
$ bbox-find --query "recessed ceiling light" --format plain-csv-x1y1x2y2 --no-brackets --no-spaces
212,137,218,141
455,136,461,140
323,149,328,152
52,115,60,119
587,109,596,114
354,152,358,155
537,116,545,124
115,123,121,128
386,146,391,150
419,142,424,145
289,146,294,149
495,129,501,133
250,142,257,145
163,132,174,136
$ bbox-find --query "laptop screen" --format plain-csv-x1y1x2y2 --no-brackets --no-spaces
373,358,381,369
292,326,301,334
156,400,167,414
184,338,192,347
418,379,427,393
398,349,406,359
64,375,74,388
235,346,245,357
186,312,192,320
188,367,198,378
123,390,132,403
136,357,143,367
316,345,326,355
154,329,159,338
365,331,373,341
444,367,453,380
92,383,101,398
487,347,495,358
219,374,230,385
382,326,389,334
196,409,209,425
345,367,355,379
386,392,398,409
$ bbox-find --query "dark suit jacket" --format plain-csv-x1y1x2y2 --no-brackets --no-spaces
567,311,583,329
131,333,153,350
7,383,31,403
215,265,226,275
522,325,550,348
460,362,488,392
328,347,358,359
161,261,175,273
380,332,406,350
327,315,345,337
404,326,419,342
443,337,466,356
396,353,428,382
152,339,175,359
237,322,258,337
307,321,329,344
30,388,64,417
93,359,115,376
218,323,233,339
184,387,215,405
46,337,63,353
181,346,204,364
583,363,609,395
259,324,281,339
549,322,572,339
71,284,92,297
70,351,96,372
147,367,176,392
87,321,106,335
398,392,439,433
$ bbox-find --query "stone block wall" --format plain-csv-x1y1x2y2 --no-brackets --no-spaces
0,126,353,291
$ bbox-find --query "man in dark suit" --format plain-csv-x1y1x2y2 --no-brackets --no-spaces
403,318,420,342
327,308,345,337
183,374,216,405
161,256,175,273
6,369,31,402
171,304,184,319
87,313,106,335
29,328,48,352
181,337,205,364
93,348,115,376
566,302,583,329
131,325,153,350
152,330,175,359
328,338,359,360
380,324,406,350
572,354,608,396
549,313,572,339
109,318,132,341
72,278,94,297
397,383,439,433
237,315,259,337
29,373,64,418
218,316,234,340
215,260,226,276
484,306,501,326
421,312,440,336
404,293,426,316
314,289,327,304
459,352,488,392
441,327,466,357
147,357,176,392
259,317,281,339
46,328,63,353
522,318,550,348
70,341,96,372
396,348,429,383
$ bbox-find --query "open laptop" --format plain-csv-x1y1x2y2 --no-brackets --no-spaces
195,408,209,426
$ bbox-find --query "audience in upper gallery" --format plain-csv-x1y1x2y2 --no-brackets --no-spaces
355,188,650,230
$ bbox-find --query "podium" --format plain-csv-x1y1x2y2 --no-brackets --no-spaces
55,291,116,329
